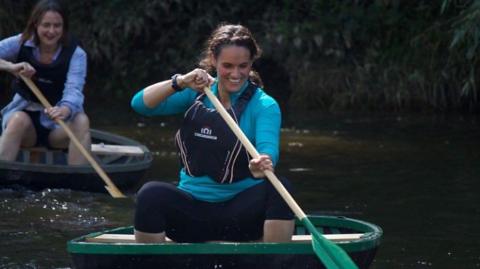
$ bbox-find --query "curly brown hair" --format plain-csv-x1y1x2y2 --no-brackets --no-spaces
199,23,263,87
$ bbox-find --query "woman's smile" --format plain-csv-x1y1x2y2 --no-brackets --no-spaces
37,11,63,49
214,45,252,93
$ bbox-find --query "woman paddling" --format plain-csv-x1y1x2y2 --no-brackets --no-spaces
131,23,295,243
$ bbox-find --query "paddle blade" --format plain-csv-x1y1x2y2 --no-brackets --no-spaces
302,218,359,269
105,185,126,198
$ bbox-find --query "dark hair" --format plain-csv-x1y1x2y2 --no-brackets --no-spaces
21,0,69,46
199,24,263,87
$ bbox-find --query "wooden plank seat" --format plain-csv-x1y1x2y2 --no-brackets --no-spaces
86,233,365,244
91,144,144,165
91,144,144,156
21,143,144,164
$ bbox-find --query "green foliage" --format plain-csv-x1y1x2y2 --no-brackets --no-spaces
446,0,480,110
264,0,480,112
1,0,480,112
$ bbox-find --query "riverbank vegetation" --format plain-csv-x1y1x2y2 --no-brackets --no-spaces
1,0,479,113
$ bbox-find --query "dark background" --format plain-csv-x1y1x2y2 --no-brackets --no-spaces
1,0,480,115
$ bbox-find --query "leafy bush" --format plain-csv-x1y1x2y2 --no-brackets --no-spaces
1,0,479,113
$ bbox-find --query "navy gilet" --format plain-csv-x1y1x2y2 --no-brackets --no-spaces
13,36,78,105
175,82,257,184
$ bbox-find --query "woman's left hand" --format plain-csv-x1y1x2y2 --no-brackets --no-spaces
45,106,70,121
249,154,274,178
177,68,214,92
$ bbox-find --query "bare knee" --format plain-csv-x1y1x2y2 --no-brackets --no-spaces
134,230,166,243
263,219,295,242
3,112,36,145
70,112,90,133
4,112,33,135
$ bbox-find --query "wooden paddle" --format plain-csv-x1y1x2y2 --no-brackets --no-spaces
20,75,126,198
204,86,358,269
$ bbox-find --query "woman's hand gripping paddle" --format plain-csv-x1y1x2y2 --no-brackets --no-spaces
20,75,126,198
204,86,358,269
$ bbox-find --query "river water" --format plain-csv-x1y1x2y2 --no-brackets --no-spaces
0,111,479,269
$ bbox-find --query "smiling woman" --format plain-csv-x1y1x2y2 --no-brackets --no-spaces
0,0,91,166
130,24,295,245
36,11,64,62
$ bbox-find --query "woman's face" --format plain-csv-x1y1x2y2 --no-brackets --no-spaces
213,45,252,93
36,11,64,48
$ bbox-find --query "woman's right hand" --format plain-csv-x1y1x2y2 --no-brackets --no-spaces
142,68,213,108
249,154,274,178
177,68,214,92
9,62,36,78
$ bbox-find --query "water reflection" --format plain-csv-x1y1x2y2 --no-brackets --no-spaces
1,112,479,268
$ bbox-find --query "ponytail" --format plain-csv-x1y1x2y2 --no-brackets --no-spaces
249,70,263,88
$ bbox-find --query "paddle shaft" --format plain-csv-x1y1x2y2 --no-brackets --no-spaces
20,75,125,198
203,87,306,219
204,87,358,269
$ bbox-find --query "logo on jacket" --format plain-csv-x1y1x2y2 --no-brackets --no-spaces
194,126,217,140
37,77,53,84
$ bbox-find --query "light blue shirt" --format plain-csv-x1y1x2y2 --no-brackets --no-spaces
0,34,87,130
131,81,281,202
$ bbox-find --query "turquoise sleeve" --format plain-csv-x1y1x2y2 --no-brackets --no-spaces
130,88,196,116
130,89,152,115
255,103,281,165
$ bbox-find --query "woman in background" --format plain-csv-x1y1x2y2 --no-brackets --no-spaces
0,0,90,165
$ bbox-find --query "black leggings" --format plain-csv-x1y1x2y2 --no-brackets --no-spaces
23,110,51,147
134,178,294,242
